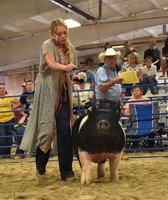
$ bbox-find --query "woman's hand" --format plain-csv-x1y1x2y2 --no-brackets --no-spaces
65,63,78,72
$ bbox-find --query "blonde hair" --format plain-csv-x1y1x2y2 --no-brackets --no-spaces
129,52,141,64
50,18,73,63
78,72,87,82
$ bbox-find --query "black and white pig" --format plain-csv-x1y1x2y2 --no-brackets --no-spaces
72,101,125,185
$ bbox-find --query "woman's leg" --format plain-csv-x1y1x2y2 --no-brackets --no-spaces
56,100,74,181
36,147,50,175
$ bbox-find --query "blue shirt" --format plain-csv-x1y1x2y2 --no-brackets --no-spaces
95,64,121,102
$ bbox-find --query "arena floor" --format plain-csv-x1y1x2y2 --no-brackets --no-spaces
0,152,168,200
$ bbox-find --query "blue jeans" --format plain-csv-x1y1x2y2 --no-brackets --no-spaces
56,99,74,180
0,118,15,157
36,94,74,180
15,126,25,157
141,76,158,94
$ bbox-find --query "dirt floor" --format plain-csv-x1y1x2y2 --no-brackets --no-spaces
0,152,168,200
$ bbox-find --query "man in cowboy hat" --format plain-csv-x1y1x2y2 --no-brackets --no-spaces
95,48,123,106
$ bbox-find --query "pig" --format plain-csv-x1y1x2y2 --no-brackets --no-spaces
72,101,126,185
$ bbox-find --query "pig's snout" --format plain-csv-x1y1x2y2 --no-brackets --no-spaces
96,119,110,134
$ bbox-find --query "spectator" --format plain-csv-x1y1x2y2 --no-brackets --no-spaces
141,56,158,95
120,40,138,63
75,59,95,89
73,72,94,106
20,80,35,115
14,113,28,159
0,82,20,158
99,43,122,72
104,42,112,50
123,84,151,116
96,48,128,159
20,18,78,181
144,38,161,71
121,52,143,96
95,47,123,109
123,84,154,148
14,104,33,159
161,37,168,76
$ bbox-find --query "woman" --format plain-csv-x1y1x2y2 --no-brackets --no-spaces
123,85,151,116
0,83,20,157
123,84,154,148
121,52,143,96
20,18,78,181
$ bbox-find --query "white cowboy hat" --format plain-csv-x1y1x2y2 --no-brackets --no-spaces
98,48,121,61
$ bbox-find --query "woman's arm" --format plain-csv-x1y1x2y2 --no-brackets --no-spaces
45,52,78,72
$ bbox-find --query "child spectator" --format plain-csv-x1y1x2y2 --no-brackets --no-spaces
141,56,158,95
144,38,161,71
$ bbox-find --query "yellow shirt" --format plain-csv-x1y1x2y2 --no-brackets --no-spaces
0,94,15,123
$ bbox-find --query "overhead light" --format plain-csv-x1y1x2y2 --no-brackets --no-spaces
31,16,50,25
64,19,81,28
49,0,96,20
163,6,168,11
113,45,123,49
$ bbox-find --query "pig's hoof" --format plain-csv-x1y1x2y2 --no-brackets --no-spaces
121,154,129,160
110,176,119,182
81,177,91,185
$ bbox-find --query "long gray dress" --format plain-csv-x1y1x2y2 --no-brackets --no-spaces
20,39,77,156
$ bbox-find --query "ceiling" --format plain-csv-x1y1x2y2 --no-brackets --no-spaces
0,0,168,71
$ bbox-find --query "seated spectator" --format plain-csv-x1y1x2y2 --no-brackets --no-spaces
144,38,161,71
123,84,151,116
120,52,143,96
123,84,155,148
120,40,138,63
75,59,95,89
141,56,158,95
14,104,33,159
14,114,28,159
161,37,168,77
0,82,20,158
73,72,94,107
